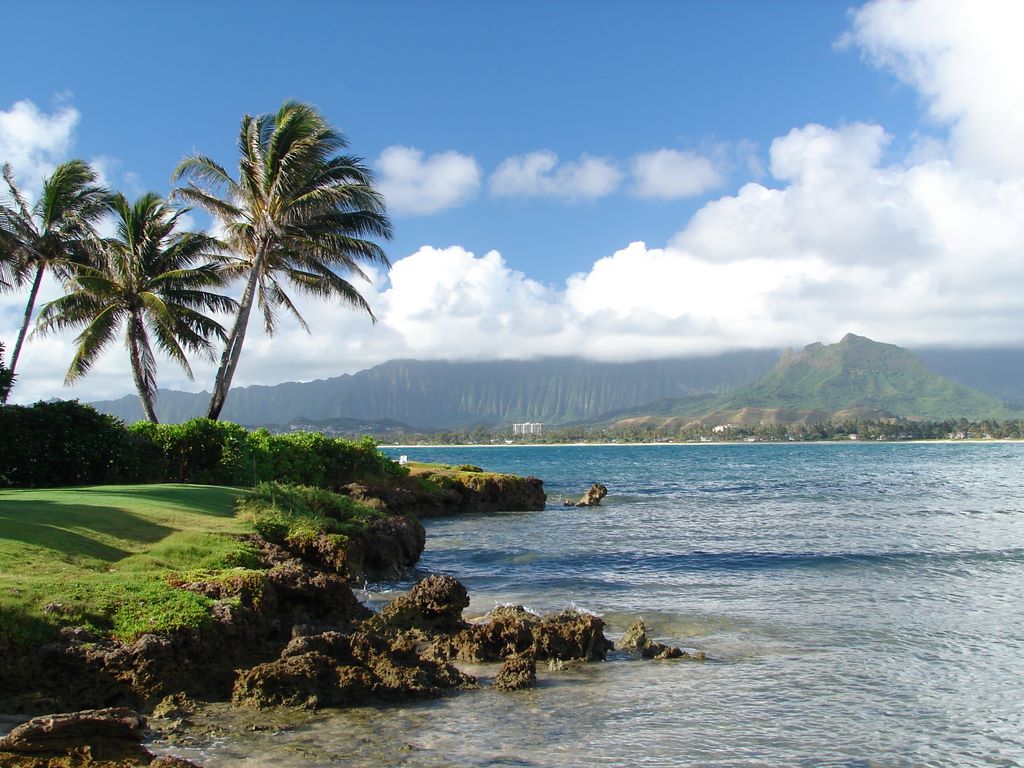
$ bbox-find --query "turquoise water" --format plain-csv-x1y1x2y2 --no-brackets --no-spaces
168,443,1024,767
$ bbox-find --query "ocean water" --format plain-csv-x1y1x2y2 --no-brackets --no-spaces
160,443,1024,767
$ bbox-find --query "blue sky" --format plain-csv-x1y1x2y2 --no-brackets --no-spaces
3,0,914,281
3,0,1024,403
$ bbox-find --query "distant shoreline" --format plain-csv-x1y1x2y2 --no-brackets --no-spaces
380,438,1024,449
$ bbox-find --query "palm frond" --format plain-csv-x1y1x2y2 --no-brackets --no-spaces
173,184,245,223
171,154,238,193
63,303,123,383
262,279,309,332
1,163,35,224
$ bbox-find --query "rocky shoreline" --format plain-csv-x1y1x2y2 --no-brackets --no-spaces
0,470,701,767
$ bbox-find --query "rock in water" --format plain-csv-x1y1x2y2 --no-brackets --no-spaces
231,628,474,709
0,706,202,766
618,620,706,660
494,653,537,691
0,708,146,758
371,575,470,634
431,605,613,663
565,483,608,507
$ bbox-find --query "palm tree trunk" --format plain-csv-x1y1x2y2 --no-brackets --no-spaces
9,264,44,378
207,257,263,420
128,319,159,424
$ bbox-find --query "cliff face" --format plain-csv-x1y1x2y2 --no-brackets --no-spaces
89,353,780,427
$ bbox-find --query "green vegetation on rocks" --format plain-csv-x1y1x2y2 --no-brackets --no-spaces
238,481,385,546
0,480,402,652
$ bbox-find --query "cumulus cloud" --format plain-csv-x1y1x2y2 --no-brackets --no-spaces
0,100,80,198
845,0,1024,176
630,149,724,199
490,150,623,200
375,145,481,215
378,246,572,358
674,122,937,267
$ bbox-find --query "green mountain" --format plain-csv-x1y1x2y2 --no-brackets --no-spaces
606,334,1021,429
88,337,1024,430
90,352,781,428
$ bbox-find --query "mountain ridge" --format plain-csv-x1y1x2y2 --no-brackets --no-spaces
603,334,1020,429
88,338,1024,429
91,352,781,427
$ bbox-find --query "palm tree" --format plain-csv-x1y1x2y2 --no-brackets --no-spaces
33,193,236,422
0,161,111,398
171,100,392,420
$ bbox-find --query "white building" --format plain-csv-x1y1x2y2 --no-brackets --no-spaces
512,422,544,436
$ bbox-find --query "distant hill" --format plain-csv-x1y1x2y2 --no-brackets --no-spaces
91,352,781,428
914,347,1024,407
604,334,1021,429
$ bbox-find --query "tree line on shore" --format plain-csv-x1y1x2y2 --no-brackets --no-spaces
0,101,391,422
381,417,1024,445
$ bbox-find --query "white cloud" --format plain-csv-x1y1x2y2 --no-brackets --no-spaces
0,100,80,198
674,122,937,267
490,150,623,200
377,245,572,358
631,149,724,199
845,0,1024,176
375,145,481,215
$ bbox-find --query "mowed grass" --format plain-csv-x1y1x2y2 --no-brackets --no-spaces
0,484,256,648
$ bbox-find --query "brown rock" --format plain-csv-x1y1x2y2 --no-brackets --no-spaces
232,650,353,709
371,575,470,635
0,708,147,760
149,693,197,720
618,620,705,661
494,654,537,691
618,619,651,651
231,628,475,710
532,610,612,661
564,483,608,507
430,606,612,663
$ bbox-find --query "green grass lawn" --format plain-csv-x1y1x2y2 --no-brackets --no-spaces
0,484,254,647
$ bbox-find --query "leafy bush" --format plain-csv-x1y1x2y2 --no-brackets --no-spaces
132,421,407,490
238,481,383,545
0,342,14,404
1,400,407,490
0,400,156,487
131,418,255,485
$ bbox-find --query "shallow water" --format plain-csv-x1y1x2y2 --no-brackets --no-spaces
156,443,1024,767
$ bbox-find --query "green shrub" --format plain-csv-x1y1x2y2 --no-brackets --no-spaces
238,481,383,546
131,418,255,485
0,400,155,487
1,400,407,490
0,342,14,404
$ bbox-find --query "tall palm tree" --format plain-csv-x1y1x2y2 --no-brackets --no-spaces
171,100,392,420
33,193,235,422
0,161,111,398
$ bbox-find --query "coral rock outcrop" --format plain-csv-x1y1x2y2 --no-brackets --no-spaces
618,620,706,660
